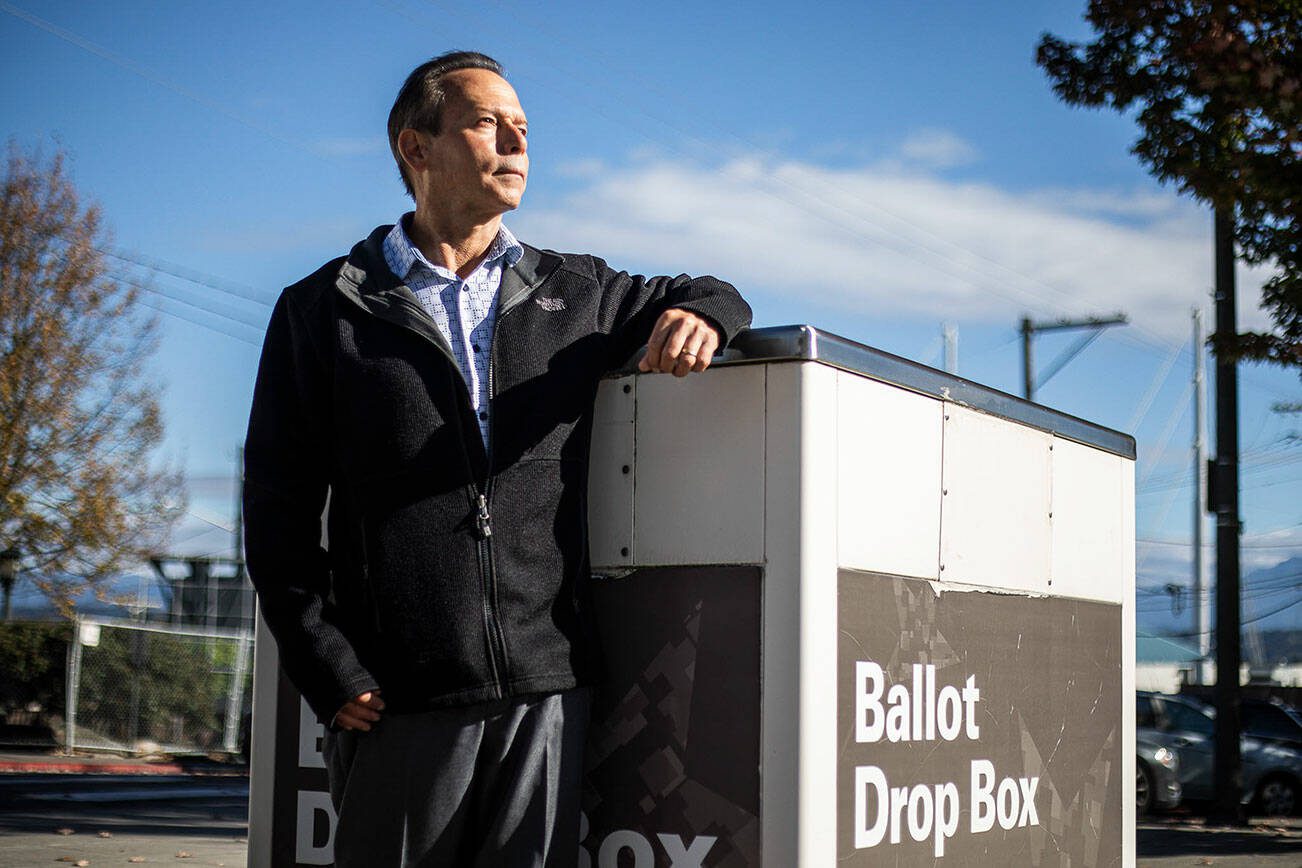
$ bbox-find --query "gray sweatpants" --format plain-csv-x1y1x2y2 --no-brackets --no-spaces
323,687,590,868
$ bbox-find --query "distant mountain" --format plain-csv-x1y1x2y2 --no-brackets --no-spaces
7,571,165,622
1251,629,1302,667
1240,556,1302,634
1139,555,1301,660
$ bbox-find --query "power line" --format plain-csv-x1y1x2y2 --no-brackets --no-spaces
1138,536,1302,550
109,268,268,331
1140,442,1301,489
0,1,316,156
1136,582,1300,609
1127,341,1185,433
1137,570,1302,596
135,298,261,347
99,245,274,308
1137,450,1302,494
1152,597,1301,638
46,233,276,326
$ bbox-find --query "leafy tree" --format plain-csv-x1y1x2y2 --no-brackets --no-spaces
0,621,71,718
0,146,185,614
1037,0,1300,369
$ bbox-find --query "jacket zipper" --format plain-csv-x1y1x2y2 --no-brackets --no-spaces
346,288,512,698
480,319,511,692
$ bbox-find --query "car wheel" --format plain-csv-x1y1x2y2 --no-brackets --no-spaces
1255,775,1298,817
1137,762,1154,815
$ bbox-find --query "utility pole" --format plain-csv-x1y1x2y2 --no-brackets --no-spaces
1192,307,1211,684
226,445,252,757
1019,313,1129,402
1209,206,1244,825
233,446,244,566
943,323,958,375
0,547,19,621
1020,317,1034,399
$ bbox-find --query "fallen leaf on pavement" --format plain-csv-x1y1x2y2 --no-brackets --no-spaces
128,859,145,864
55,827,75,835
175,852,192,859
96,831,112,838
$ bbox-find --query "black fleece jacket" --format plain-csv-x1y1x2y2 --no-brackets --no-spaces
243,225,752,725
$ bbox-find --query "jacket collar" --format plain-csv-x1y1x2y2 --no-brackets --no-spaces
498,243,562,316
333,225,563,356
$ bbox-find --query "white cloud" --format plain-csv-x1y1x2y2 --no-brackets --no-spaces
897,128,979,169
514,154,1278,339
1242,529,1302,573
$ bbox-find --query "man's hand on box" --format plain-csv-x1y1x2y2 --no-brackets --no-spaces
639,309,721,377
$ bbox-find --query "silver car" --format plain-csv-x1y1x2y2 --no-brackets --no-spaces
1136,734,1182,814
1137,691,1302,816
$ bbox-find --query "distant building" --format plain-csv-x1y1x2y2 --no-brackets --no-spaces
1137,632,1208,693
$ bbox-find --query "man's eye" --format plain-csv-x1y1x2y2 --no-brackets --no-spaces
478,117,496,126
518,127,527,137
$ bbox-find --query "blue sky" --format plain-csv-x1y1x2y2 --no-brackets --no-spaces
2,0,1298,636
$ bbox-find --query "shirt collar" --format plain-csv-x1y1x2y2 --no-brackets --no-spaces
383,212,523,282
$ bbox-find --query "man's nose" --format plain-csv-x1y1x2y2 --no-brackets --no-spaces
500,124,526,155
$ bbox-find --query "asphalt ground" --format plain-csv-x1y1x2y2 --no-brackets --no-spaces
5,816,1302,867
1138,815,1302,867
0,766,248,867
2,755,1302,866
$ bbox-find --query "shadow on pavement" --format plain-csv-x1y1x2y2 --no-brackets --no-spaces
1138,823,1302,858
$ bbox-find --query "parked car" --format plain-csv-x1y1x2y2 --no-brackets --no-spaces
1241,697,1302,748
1137,691,1302,816
1136,734,1181,814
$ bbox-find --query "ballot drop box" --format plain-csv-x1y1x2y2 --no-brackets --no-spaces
247,325,1136,867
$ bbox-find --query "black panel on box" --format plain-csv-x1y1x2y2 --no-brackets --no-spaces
584,565,761,867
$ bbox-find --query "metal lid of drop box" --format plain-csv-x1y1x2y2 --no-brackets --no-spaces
717,325,1136,460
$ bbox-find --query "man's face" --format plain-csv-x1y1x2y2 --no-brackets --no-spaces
410,68,528,219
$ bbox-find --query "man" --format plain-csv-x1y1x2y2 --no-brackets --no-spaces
243,51,751,866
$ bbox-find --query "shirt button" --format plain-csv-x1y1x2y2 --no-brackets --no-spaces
479,411,488,421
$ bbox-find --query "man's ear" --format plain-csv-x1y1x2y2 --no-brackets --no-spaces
396,128,430,176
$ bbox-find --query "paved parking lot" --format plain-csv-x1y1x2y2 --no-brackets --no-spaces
4,819,1302,867
1138,815,1302,867
2,762,1301,866
0,770,248,867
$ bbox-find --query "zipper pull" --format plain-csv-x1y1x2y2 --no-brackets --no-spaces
475,493,493,539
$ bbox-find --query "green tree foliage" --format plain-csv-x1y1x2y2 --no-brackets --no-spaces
0,146,185,612
0,621,71,718
1037,0,1301,369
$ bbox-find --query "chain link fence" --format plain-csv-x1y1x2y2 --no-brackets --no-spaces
65,617,253,756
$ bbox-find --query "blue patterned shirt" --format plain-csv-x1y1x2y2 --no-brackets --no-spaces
382,214,523,447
